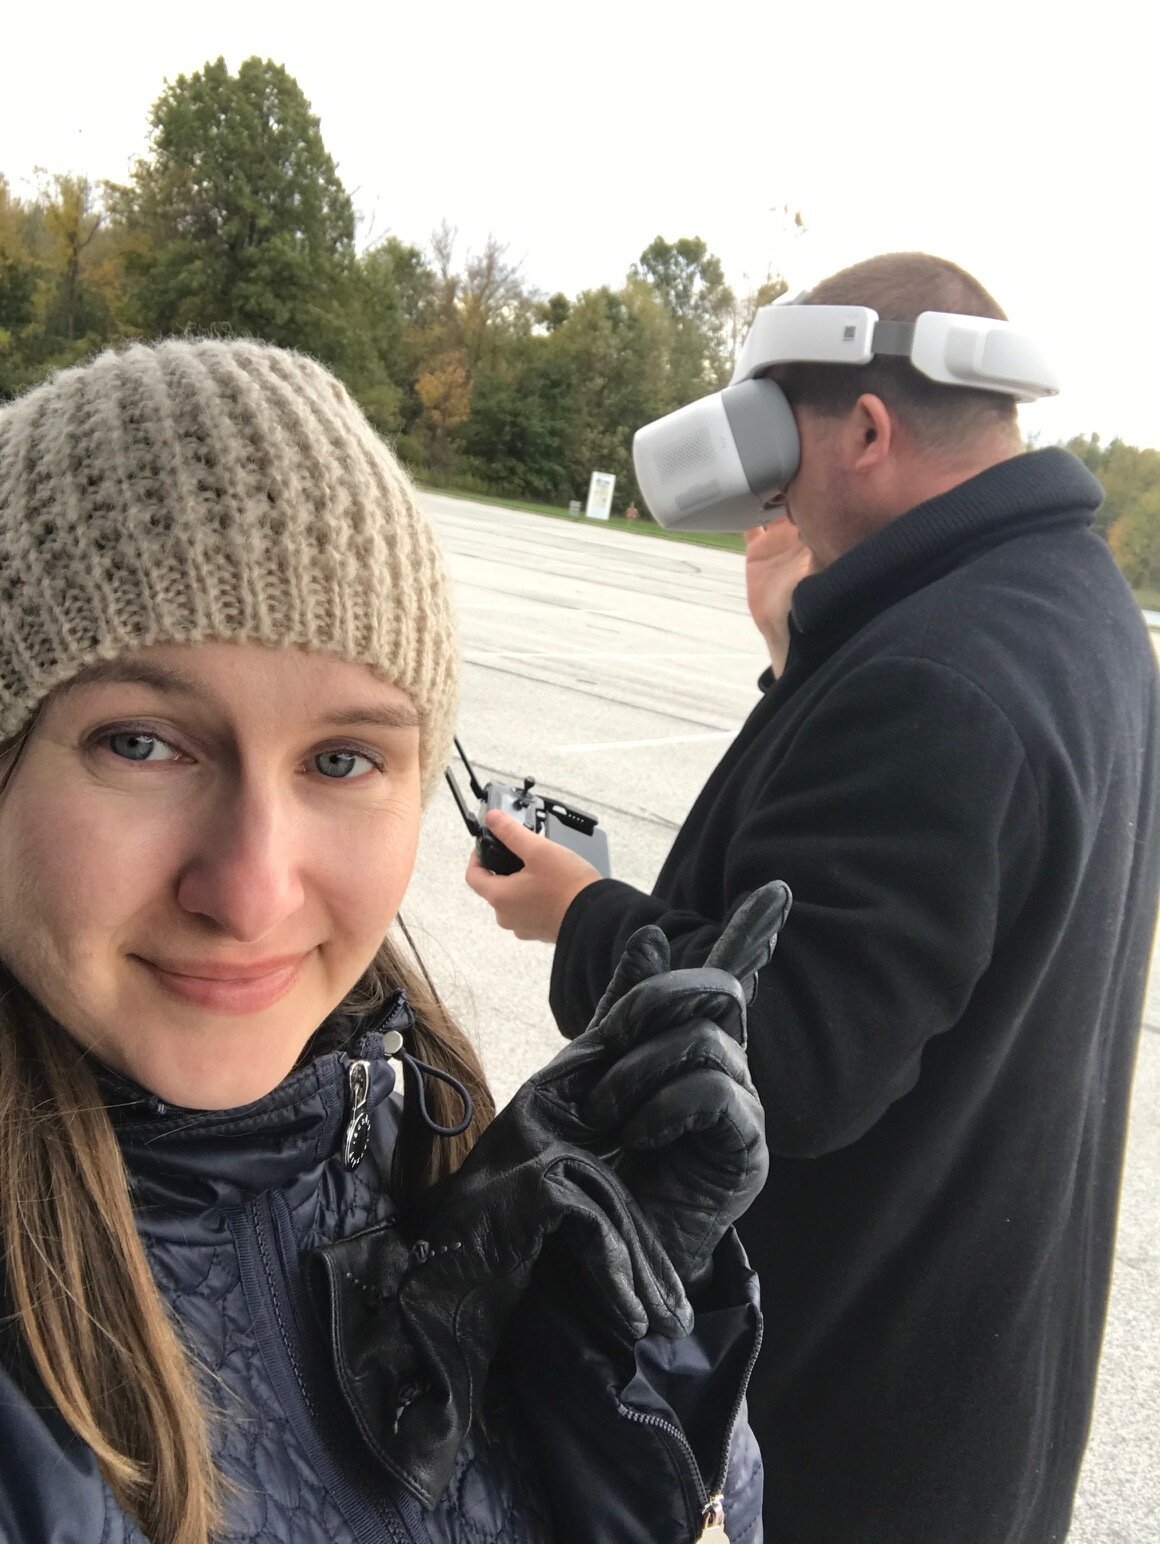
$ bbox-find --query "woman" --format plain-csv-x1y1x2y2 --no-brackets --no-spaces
0,339,775,1543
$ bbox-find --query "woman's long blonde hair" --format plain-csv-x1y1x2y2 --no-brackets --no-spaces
0,727,494,1543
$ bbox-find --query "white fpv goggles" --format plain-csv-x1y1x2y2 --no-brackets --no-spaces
632,299,1060,532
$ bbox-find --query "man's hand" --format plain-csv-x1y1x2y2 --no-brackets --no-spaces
465,809,602,942
744,514,813,675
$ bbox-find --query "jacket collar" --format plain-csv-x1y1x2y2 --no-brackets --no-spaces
99,994,409,1204
788,447,1104,652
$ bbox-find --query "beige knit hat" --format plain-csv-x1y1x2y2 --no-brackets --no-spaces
0,339,457,801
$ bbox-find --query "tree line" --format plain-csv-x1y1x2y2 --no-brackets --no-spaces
1059,435,1160,592
2,56,1158,590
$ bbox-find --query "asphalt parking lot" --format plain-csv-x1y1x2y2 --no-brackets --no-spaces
404,490,1160,1544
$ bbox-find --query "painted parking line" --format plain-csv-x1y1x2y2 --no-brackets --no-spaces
467,648,752,660
462,650,762,697
555,730,736,753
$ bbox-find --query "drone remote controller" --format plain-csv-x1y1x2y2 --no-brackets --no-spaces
445,738,611,877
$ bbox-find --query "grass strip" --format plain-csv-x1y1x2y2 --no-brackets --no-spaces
416,483,745,553
419,483,1160,614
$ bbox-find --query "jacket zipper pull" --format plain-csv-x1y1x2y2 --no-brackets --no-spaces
343,1059,371,1170
697,1495,729,1542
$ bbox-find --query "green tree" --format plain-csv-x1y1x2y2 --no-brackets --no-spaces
633,235,735,398
1064,433,1114,535
1110,485,1160,590
348,237,437,434
0,178,38,390
109,57,357,366
1065,433,1160,546
415,358,476,473
538,292,572,331
546,277,679,503
37,177,125,347
460,334,578,499
405,225,537,467
448,236,527,374
0,174,127,397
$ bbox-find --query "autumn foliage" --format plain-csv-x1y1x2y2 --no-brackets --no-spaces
2,57,1157,578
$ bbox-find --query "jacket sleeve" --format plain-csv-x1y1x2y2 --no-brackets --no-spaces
500,1230,763,1544
0,1360,143,1543
551,656,1041,1158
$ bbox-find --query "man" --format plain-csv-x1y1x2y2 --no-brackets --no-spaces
466,253,1160,1542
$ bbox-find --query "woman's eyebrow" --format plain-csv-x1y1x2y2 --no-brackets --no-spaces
53,660,203,700
323,705,421,730
53,662,420,729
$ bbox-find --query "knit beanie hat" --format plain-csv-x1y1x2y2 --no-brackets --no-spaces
0,339,457,802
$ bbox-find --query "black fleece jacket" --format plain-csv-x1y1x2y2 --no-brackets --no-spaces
550,448,1160,1544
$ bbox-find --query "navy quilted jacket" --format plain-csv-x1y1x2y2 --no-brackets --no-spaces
0,1012,763,1542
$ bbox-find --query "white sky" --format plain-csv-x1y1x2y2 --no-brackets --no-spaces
4,0,1158,449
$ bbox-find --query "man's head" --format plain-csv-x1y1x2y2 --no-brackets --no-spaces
771,253,1026,566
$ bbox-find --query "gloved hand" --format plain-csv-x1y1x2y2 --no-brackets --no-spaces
309,879,790,1508
309,1073,690,1508
578,879,791,1291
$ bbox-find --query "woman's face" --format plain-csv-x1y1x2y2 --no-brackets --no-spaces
0,641,423,1109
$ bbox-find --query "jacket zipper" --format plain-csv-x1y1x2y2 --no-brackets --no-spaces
708,1298,764,1528
617,1406,714,1536
232,1191,428,1543
619,1303,763,1543
698,1495,730,1540
343,1057,372,1168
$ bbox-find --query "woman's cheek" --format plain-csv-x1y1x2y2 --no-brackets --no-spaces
333,813,420,932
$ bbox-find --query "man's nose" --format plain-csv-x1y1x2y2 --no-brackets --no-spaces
175,782,307,943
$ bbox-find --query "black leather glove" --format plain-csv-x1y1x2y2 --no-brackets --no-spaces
578,878,790,1291
309,1074,690,1508
309,879,789,1509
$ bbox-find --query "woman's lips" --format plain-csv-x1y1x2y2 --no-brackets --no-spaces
139,955,306,1014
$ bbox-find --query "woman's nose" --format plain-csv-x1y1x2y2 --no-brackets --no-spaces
175,784,306,942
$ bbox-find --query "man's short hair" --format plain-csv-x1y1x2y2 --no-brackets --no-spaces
776,253,1019,451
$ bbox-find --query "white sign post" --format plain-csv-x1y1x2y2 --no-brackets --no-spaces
585,470,616,521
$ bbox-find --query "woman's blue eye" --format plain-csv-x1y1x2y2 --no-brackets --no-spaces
315,750,376,779
108,732,176,762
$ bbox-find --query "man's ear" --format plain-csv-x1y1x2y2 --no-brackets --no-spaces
850,394,893,472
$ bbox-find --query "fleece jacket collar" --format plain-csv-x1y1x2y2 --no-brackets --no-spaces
789,447,1104,649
